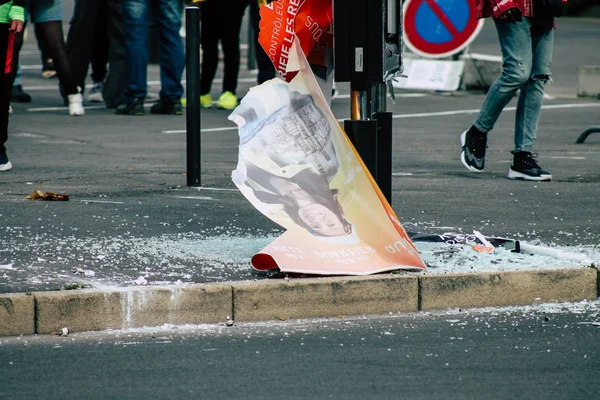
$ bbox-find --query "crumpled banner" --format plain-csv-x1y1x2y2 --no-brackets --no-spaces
229,38,425,275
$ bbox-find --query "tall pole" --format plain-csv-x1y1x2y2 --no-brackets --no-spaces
185,6,202,186
335,0,400,205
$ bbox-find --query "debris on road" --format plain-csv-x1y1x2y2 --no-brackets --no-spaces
26,190,70,201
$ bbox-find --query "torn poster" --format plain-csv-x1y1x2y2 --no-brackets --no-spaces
228,37,425,275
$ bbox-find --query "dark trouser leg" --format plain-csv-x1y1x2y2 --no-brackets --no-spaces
34,23,51,64
199,0,221,95
249,0,275,84
90,3,109,84
66,0,101,91
7,21,25,94
219,0,247,94
103,0,127,108
37,21,79,95
0,26,11,154
122,0,150,100
155,0,184,101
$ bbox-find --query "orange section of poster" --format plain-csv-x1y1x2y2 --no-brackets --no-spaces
258,0,333,81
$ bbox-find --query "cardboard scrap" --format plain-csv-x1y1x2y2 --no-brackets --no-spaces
26,190,70,201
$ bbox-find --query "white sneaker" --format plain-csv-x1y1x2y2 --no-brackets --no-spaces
0,153,12,171
85,82,104,103
8,105,12,115
68,93,85,116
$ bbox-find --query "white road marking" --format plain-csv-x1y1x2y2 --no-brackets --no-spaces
391,102,600,119
334,93,427,100
28,102,162,112
27,105,106,112
161,102,600,134
193,187,238,192
550,156,586,160
163,126,237,134
20,64,43,70
21,78,257,91
80,200,125,204
174,196,219,201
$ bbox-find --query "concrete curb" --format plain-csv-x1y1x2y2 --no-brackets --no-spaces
1,268,598,337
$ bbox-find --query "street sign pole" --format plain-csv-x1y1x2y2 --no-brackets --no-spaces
334,0,402,204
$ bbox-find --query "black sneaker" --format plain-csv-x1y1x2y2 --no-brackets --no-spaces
11,85,32,103
150,98,183,115
0,152,12,171
460,126,487,172
508,151,552,181
115,97,145,116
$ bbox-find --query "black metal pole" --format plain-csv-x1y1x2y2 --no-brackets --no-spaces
345,120,378,178
185,6,201,186
247,18,256,71
374,112,392,204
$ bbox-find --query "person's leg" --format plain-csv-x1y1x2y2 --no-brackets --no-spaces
34,23,48,63
36,21,80,95
31,0,84,115
0,25,12,169
116,0,149,115
219,0,247,95
83,1,109,103
154,0,184,102
32,0,80,96
199,0,220,97
90,3,109,85
8,21,26,94
13,64,21,87
249,0,276,84
65,0,101,94
122,0,150,101
505,21,554,181
215,0,247,110
103,0,127,108
34,22,55,78
513,24,554,153
473,19,533,134
11,64,32,103
461,18,533,173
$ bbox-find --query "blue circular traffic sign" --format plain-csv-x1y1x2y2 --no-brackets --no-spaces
403,0,484,58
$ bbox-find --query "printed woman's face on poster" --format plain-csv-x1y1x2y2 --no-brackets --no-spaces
239,160,353,239
296,202,348,237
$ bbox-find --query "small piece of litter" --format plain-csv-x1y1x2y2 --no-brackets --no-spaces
26,190,70,201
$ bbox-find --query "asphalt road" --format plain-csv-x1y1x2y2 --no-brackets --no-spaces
0,12,598,293
1,301,599,399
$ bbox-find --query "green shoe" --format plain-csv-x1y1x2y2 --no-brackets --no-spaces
200,94,213,109
217,91,238,110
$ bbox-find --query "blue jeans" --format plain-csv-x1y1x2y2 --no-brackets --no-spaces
474,18,554,153
123,0,184,101
15,64,22,86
